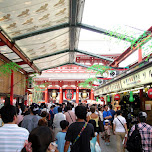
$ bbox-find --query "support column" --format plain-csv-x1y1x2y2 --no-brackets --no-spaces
24,75,28,106
10,70,14,105
138,46,142,63
139,89,144,110
91,89,94,101
45,88,48,103
59,87,63,104
76,87,79,104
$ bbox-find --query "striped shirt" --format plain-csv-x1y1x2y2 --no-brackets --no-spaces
0,124,29,152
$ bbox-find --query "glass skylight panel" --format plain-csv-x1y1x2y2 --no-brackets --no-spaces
119,50,138,67
82,0,152,39
142,40,152,58
78,29,130,55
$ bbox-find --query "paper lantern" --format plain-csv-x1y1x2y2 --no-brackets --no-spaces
96,97,98,102
107,95,111,102
129,91,134,102
65,89,74,100
81,90,88,99
114,94,120,101
100,97,104,101
148,88,152,99
51,90,58,99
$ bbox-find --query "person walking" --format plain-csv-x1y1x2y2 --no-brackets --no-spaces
0,105,29,152
64,105,94,152
53,107,66,137
64,105,76,125
87,106,100,133
113,110,128,152
129,111,152,152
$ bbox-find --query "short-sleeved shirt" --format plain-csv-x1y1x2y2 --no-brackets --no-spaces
64,110,76,125
0,124,29,152
103,110,112,125
129,122,152,152
113,115,126,132
65,122,94,152
56,132,70,152
21,114,41,132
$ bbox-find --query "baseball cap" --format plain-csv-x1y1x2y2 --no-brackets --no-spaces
105,120,109,123
138,111,147,118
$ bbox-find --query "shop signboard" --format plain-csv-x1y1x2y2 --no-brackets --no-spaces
94,80,122,95
121,67,152,89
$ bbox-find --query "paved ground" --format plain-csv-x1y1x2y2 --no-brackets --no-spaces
99,133,128,152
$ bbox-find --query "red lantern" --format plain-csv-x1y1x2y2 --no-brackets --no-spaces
114,94,120,101
148,88,152,99
100,97,104,101
65,89,74,100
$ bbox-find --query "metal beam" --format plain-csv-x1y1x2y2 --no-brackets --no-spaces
0,53,27,74
78,23,134,42
12,23,69,41
110,26,152,67
41,62,72,71
0,31,41,74
75,49,114,62
31,49,71,61
73,62,89,68
16,61,26,65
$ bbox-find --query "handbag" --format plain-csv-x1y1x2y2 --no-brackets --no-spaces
95,142,102,152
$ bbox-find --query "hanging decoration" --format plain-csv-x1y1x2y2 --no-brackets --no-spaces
107,95,111,102
81,90,88,99
65,89,74,100
114,94,120,101
96,97,98,102
51,90,58,99
100,97,104,101
129,91,134,102
148,88,152,99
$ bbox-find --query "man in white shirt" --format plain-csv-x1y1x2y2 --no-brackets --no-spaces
53,107,66,137
0,105,29,152
113,110,128,152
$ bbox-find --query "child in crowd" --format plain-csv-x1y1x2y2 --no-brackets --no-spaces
104,120,112,145
56,120,70,152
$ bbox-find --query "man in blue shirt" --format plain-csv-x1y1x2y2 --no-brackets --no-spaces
103,105,112,125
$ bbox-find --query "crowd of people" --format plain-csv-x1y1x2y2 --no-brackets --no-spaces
0,97,152,152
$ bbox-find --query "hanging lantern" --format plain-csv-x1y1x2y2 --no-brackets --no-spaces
100,97,104,101
65,89,74,100
81,90,88,99
96,97,98,102
107,95,111,102
114,94,120,101
51,90,58,99
148,88,152,99
129,91,134,102
123,92,127,95
145,88,148,93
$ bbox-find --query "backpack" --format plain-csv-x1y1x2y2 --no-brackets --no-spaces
126,124,142,152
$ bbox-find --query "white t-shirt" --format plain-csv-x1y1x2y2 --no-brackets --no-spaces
98,111,103,121
113,115,126,133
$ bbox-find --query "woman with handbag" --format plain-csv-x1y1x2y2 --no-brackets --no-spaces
89,120,101,152
113,110,128,152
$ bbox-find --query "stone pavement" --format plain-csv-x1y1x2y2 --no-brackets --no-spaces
99,133,128,152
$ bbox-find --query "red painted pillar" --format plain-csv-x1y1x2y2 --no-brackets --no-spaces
10,70,14,105
91,89,94,101
59,87,63,104
138,47,142,63
76,87,79,104
45,88,48,103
